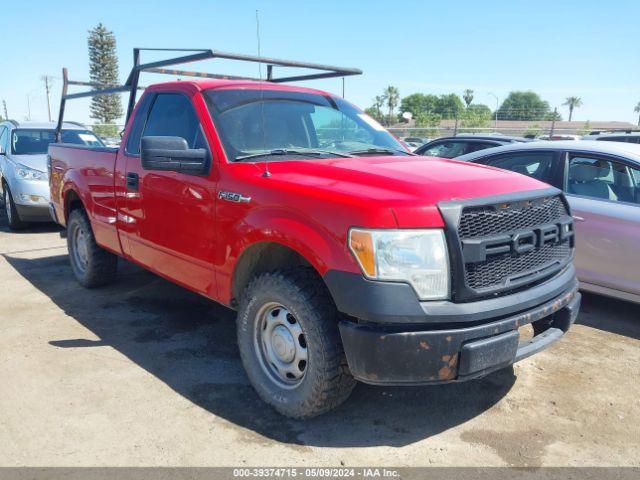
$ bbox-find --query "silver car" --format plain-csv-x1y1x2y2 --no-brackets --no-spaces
457,141,640,304
0,121,103,230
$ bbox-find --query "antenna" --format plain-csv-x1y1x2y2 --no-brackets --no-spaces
256,10,271,178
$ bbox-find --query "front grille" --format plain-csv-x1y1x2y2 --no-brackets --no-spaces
458,195,572,293
459,196,567,239
465,243,571,290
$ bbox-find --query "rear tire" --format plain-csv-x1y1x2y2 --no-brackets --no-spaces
237,268,355,419
3,184,26,231
67,209,117,288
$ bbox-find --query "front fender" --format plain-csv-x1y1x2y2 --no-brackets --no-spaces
217,205,363,304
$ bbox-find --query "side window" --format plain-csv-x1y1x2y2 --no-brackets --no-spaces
465,142,498,154
487,152,556,183
421,141,467,158
567,156,638,204
125,94,153,155
142,93,202,148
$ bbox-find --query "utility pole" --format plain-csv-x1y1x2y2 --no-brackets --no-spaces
488,92,499,131
26,94,31,120
550,107,558,138
42,75,53,122
2,100,8,120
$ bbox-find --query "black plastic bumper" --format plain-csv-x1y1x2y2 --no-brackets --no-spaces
15,204,52,222
326,268,580,385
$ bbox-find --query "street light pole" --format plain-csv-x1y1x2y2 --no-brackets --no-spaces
488,92,499,131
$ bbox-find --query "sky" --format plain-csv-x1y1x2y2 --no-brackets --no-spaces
1,0,639,126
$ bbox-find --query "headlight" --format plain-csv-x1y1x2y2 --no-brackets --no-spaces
349,228,450,300
15,163,47,181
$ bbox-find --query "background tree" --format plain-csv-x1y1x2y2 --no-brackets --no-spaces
459,104,491,131
563,96,583,122
400,93,439,119
634,101,640,126
88,23,123,135
496,91,550,120
381,86,400,125
435,94,465,119
463,89,474,108
364,106,384,123
545,110,563,121
364,96,385,123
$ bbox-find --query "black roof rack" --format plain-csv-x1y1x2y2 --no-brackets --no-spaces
55,47,362,141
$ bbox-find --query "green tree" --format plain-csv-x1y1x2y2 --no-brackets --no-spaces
399,93,439,119
634,101,640,126
563,96,583,122
496,91,550,120
88,23,123,124
545,110,563,121
463,89,474,108
415,111,441,128
435,94,465,119
381,86,400,125
364,106,383,123
459,104,491,130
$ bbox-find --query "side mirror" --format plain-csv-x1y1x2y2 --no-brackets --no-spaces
140,136,209,175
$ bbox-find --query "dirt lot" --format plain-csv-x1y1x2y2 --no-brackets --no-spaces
0,209,638,468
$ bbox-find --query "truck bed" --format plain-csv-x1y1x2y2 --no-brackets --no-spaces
48,143,122,255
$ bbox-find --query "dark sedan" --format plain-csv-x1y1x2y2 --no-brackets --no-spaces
414,134,529,158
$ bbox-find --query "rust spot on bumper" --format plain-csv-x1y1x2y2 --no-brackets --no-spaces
438,353,459,380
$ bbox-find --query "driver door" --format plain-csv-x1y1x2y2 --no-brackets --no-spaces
122,92,218,296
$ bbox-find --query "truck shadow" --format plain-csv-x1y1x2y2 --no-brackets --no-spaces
4,252,520,447
575,292,640,340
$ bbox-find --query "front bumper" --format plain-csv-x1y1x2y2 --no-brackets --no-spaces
325,266,580,385
9,177,51,222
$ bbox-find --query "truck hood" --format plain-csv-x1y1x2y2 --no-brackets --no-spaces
9,154,48,172
266,155,549,204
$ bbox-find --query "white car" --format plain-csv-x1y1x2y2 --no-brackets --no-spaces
0,120,103,230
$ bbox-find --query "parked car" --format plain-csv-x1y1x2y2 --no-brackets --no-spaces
49,50,580,418
402,136,429,151
0,120,103,230
581,130,640,144
537,134,581,141
457,141,640,304
414,134,529,158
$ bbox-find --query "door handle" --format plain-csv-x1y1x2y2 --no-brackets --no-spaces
126,172,139,191
572,215,585,222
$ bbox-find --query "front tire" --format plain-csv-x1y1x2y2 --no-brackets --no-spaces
237,268,355,419
67,209,118,288
3,185,26,231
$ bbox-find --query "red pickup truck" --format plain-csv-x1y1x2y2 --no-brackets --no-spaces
48,55,580,418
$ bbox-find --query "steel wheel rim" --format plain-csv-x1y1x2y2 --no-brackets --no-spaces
254,302,308,389
71,224,89,273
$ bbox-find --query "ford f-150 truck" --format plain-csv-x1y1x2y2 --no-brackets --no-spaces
48,50,580,418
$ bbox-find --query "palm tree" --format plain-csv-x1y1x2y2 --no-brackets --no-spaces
563,96,583,122
373,95,384,121
381,86,400,126
634,101,640,126
463,89,474,108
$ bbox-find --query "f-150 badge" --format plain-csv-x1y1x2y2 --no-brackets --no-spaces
218,191,251,203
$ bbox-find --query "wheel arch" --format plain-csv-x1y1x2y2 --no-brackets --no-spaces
231,241,326,308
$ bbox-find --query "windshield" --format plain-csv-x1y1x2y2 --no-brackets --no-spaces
11,129,104,155
204,89,406,161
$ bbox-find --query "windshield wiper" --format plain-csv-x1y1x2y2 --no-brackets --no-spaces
348,147,415,156
235,148,354,161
